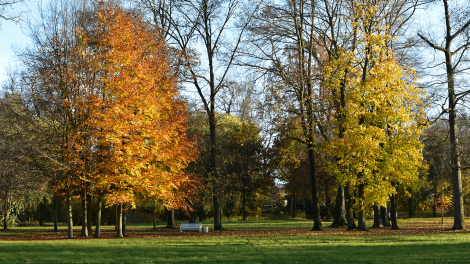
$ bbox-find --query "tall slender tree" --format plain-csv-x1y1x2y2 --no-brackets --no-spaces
245,0,324,231
133,0,259,230
16,0,97,239
418,0,470,230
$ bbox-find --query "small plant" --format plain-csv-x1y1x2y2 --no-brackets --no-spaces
434,189,453,224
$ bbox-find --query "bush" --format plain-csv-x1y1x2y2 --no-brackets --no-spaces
18,220,40,227
266,212,290,220
0,213,19,228
247,208,263,218
295,212,307,220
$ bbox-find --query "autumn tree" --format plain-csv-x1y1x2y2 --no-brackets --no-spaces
310,0,422,230
323,1,426,231
270,118,315,217
421,116,470,218
77,3,199,237
0,93,45,230
188,113,270,221
222,119,267,220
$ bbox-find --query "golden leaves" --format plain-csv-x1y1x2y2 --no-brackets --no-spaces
322,4,426,210
74,4,198,207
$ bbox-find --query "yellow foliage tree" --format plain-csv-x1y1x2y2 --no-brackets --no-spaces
323,1,426,230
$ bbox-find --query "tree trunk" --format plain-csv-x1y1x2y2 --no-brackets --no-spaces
38,201,43,226
325,179,330,220
308,146,322,231
81,193,88,237
53,195,58,233
212,189,222,230
441,1,466,229
122,204,127,237
442,208,444,224
66,192,73,239
166,208,175,228
153,212,157,229
87,195,92,234
345,182,356,230
115,204,118,231
30,205,33,222
305,200,311,219
330,186,346,227
372,205,383,228
3,207,8,230
198,206,204,222
189,210,196,223
242,189,247,220
391,182,399,230
408,197,414,218
381,205,391,227
94,195,102,238
209,109,222,231
418,0,467,230
357,184,366,231
357,208,366,231
292,194,296,218
117,204,123,237
449,93,465,229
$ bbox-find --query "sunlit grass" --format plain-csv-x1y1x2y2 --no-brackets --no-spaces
0,217,467,263
1,232,470,263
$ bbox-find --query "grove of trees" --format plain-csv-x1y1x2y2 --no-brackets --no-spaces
1,0,470,236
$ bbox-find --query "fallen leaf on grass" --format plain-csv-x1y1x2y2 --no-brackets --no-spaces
0,219,468,241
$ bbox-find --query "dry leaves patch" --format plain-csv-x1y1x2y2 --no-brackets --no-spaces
1,220,468,241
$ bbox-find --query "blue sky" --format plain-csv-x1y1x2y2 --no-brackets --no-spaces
0,20,28,83
0,1,33,84
0,1,448,100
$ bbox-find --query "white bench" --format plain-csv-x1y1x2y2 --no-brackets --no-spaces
179,223,202,232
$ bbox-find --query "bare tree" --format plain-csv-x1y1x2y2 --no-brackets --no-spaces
418,0,470,230
0,0,25,26
133,0,259,230
218,80,260,123
15,0,97,238
242,0,325,231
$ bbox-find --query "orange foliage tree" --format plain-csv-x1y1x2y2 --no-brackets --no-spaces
77,4,199,237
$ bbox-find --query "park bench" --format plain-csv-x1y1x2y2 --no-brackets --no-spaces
179,223,203,232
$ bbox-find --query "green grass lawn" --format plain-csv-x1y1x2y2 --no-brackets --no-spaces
1,233,469,263
0,218,468,263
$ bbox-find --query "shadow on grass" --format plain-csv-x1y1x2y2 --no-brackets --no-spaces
1,234,470,263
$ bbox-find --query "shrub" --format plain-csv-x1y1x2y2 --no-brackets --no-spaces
18,220,40,227
0,213,19,228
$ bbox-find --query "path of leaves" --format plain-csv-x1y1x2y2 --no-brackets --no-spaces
1,220,468,241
